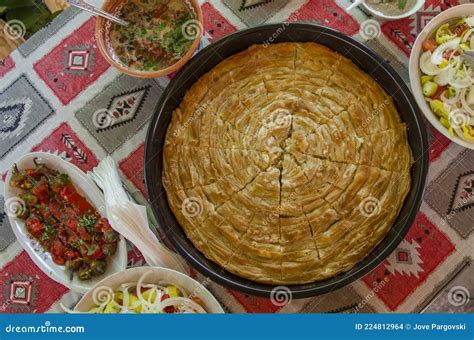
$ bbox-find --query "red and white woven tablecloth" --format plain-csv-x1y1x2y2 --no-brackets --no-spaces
0,0,472,314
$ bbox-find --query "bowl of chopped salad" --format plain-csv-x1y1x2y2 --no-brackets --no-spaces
96,0,203,78
409,4,474,149
72,266,224,313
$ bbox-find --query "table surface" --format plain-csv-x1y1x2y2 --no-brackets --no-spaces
0,0,472,314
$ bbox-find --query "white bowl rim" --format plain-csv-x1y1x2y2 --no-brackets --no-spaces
409,3,474,150
362,0,425,20
73,266,225,313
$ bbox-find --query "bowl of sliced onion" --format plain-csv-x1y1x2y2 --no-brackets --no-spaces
72,266,224,313
409,4,474,149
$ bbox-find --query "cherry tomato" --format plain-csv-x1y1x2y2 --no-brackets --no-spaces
422,39,437,52
164,306,176,313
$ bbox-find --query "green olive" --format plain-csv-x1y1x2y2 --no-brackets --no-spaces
448,86,457,98
423,81,438,97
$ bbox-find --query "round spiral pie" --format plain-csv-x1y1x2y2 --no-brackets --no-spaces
163,43,413,284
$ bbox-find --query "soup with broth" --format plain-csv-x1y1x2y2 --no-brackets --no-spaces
110,0,196,71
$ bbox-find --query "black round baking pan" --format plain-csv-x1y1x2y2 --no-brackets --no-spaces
144,23,429,298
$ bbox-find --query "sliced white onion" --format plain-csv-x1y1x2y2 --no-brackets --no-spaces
467,85,474,106
449,78,472,89
448,69,472,89
116,286,131,313
466,16,474,28
431,38,461,65
461,88,474,116
462,28,474,43
420,51,442,75
434,67,454,86
136,270,153,312
440,87,460,104
464,63,472,76
448,55,461,67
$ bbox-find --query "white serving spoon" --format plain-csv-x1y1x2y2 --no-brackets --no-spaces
347,0,364,11
88,157,189,275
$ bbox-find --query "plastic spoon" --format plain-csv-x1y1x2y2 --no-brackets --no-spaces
347,0,364,11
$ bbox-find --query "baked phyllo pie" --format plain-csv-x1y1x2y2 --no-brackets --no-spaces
163,43,413,284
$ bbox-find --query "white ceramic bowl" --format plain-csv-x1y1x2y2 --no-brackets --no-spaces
409,3,474,150
361,0,425,20
73,266,225,313
3,152,128,293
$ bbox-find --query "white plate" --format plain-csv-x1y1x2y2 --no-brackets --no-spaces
3,152,128,294
73,266,225,313
409,4,474,150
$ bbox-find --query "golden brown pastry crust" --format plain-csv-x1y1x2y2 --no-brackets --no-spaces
163,42,413,284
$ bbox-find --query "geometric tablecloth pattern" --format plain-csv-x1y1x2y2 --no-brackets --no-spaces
0,0,472,314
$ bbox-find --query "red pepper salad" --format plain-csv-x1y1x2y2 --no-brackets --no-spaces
10,159,119,280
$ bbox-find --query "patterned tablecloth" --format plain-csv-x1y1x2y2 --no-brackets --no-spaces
0,0,473,314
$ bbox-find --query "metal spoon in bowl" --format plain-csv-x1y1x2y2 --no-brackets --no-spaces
68,0,129,27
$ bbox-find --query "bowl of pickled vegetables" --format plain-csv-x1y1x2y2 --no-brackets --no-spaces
72,267,225,313
409,4,474,149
